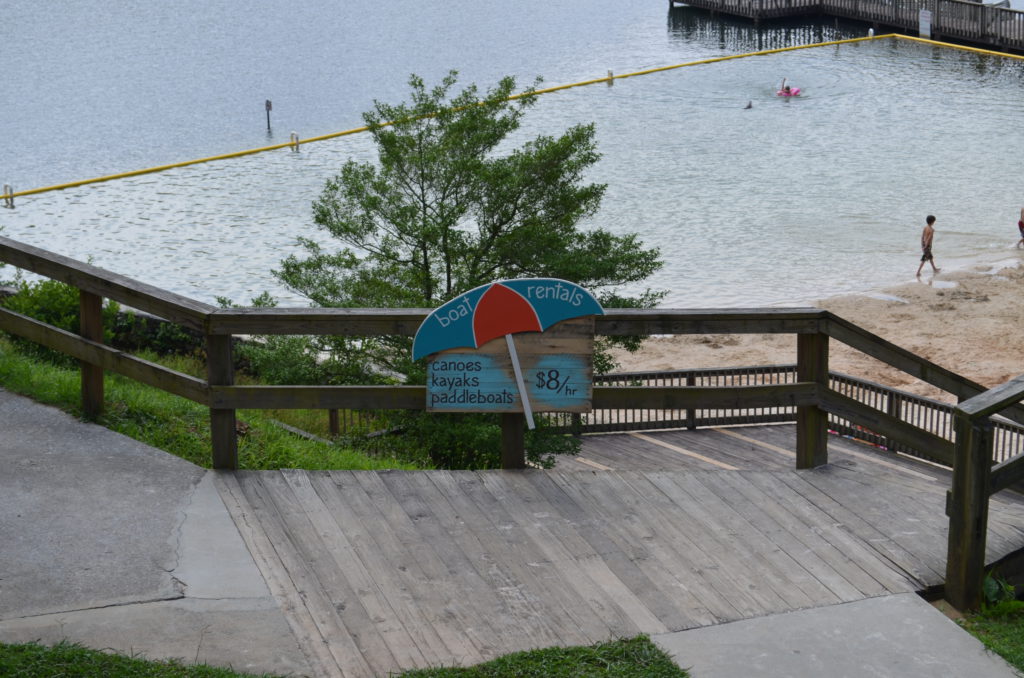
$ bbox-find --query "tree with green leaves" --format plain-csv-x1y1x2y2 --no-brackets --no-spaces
255,71,663,468
275,70,663,381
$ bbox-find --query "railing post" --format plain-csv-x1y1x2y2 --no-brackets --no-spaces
796,331,829,469
79,290,104,420
945,414,992,611
206,334,238,469
885,392,902,452
570,412,583,436
328,409,340,436
685,373,697,430
501,413,526,469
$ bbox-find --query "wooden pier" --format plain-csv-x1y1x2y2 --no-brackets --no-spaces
217,425,1024,678
671,0,1024,53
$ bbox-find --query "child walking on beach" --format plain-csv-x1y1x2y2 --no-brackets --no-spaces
916,215,939,278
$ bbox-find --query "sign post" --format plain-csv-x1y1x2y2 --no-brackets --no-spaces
413,279,604,467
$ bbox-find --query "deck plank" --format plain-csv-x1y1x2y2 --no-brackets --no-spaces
215,472,341,678
280,470,438,670
483,472,667,635
235,472,376,678
304,471,480,668
411,473,598,647
732,471,916,595
652,471,842,608
767,468,941,586
218,423,1024,678
531,470,706,629
362,470,551,655
330,470,500,661
428,471,615,644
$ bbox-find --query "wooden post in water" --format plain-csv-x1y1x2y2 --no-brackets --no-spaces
945,414,992,611
796,331,829,468
501,413,526,469
79,290,104,420
207,335,238,469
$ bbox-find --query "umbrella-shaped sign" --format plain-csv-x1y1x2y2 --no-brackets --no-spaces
413,278,604,428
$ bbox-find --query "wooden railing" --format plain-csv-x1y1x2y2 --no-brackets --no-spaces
946,375,1024,609
566,367,1024,466
674,0,1024,52
1,234,1021,609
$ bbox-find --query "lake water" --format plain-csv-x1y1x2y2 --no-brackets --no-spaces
3,2,1023,309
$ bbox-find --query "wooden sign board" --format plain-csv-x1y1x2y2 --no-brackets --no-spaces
426,317,594,414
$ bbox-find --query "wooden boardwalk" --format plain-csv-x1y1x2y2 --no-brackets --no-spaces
673,0,1024,53
216,425,1024,678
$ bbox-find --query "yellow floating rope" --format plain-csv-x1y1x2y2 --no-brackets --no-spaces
6,33,1019,201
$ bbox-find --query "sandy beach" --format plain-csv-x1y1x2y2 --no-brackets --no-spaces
611,260,1024,403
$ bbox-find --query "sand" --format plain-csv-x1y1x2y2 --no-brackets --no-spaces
610,261,1024,403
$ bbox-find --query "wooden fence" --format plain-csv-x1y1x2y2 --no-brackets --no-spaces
1,234,1022,609
674,0,1024,52
555,366,1024,465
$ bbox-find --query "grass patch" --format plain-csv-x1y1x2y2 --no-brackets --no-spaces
399,636,689,677
0,337,420,471
0,640,277,677
0,637,688,678
960,601,1024,672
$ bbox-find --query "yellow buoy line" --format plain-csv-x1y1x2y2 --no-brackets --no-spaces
3,33,1020,206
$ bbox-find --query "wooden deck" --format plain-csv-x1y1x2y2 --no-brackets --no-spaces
673,0,1024,54
216,425,1024,678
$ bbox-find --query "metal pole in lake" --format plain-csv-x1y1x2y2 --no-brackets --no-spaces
265,99,272,133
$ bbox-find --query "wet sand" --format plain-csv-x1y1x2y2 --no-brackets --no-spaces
611,261,1024,403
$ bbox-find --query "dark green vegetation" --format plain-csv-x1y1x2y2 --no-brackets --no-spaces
0,277,419,470
0,637,690,678
0,640,276,678
960,605,1024,671
0,334,418,471
234,72,664,467
275,71,662,380
1,275,585,469
958,571,1024,670
398,635,690,677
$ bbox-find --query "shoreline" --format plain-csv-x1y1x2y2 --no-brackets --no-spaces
613,255,1024,402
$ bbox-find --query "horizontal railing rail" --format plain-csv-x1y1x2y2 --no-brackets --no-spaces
561,366,1024,469
1,234,1021,610
0,237,214,332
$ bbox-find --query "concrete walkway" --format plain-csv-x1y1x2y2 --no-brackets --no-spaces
653,594,1021,678
0,387,1020,677
0,388,311,676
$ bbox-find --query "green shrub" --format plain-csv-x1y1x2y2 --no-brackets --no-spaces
367,411,579,469
1,279,120,366
984,570,1019,609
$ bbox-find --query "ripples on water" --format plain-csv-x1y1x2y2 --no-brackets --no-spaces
3,8,1023,309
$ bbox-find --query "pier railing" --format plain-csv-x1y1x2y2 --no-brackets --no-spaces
1,234,1021,610
675,0,1024,52
565,366,1024,467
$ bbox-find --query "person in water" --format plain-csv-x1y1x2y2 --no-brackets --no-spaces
779,78,794,95
916,215,940,278
1017,207,1024,249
